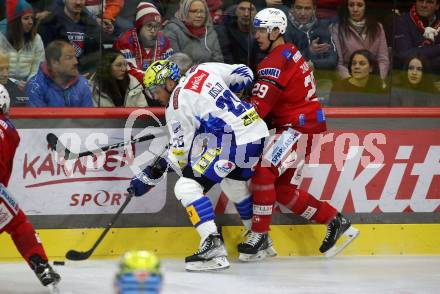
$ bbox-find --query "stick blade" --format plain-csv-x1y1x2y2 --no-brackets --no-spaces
46,133,59,151
65,249,92,261
46,132,73,160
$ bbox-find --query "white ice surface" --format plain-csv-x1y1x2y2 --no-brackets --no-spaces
1,256,439,294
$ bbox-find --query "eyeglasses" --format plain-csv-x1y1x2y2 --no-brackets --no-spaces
144,23,161,31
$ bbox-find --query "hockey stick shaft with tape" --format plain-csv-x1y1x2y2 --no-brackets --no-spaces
65,189,134,261
47,133,160,160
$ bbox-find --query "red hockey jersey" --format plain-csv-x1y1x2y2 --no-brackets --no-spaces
250,43,327,134
0,114,20,187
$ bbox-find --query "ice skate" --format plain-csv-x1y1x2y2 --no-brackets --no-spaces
30,255,61,289
185,233,230,272
238,231,277,262
319,213,360,258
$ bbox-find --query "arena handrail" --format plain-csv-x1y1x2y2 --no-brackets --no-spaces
9,107,440,119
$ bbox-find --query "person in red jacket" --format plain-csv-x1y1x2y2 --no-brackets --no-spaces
0,84,60,289
113,2,174,84
236,8,359,260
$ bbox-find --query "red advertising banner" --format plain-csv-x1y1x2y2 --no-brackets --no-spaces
215,130,440,214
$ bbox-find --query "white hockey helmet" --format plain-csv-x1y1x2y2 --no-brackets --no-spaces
0,84,10,115
253,8,287,35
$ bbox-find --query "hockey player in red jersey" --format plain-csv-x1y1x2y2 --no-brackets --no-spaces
237,8,359,260
0,85,60,289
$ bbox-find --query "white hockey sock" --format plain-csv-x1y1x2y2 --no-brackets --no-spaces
196,220,218,245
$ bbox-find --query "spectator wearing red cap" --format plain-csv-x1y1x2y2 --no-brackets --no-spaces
164,0,223,63
0,0,44,95
113,2,174,85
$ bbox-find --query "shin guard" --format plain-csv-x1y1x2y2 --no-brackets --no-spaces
186,196,215,227
250,166,277,233
277,188,337,224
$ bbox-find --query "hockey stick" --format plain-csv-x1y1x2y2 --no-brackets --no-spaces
65,189,134,261
46,132,160,160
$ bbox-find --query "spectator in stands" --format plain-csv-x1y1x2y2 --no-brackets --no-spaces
37,0,112,74
329,49,388,106
113,2,174,84
0,0,44,93
0,51,29,106
85,0,124,34
285,0,337,70
163,0,224,63
330,0,390,86
26,0,55,22
113,0,175,32
91,49,157,107
394,0,440,73
391,54,439,106
283,0,337,103
215,0,259,66
26,40,93,107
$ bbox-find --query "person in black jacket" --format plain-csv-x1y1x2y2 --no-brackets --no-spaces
282,0,337,103
394,0,440,73
37,0,113,75
215,0,261,68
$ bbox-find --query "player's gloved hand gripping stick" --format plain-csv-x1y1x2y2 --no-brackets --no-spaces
45,131,166,260
65,151,169,261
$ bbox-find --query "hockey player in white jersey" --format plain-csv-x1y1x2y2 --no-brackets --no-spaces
129,60,269,271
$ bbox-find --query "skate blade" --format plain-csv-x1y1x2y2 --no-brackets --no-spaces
265,246,277,258
238,245,278,262
324,226,360,258
47,283,60,294
185,256,230,272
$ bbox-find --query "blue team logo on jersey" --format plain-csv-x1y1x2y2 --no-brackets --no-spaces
281,48,293,60
299,114,305,126
281,48,302,63
317,109,326,122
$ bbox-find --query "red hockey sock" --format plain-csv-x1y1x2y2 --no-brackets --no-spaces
250,165,277,233
5,210,48,267
277,187,337,224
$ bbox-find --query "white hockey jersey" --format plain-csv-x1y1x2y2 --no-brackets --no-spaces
166,63,269,168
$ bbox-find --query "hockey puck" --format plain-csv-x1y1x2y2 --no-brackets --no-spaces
53,261,65,266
